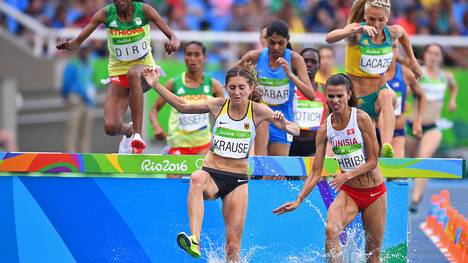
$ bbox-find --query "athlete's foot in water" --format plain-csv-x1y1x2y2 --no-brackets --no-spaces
381,143,394,158
118,135,132,154
131,133,146,154
177,232,201,258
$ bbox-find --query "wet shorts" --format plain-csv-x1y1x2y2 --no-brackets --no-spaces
289,139,316,156
202,166,248,199
357,84,390,119
340,182,386,210
393,128,405,138
168,142,211,155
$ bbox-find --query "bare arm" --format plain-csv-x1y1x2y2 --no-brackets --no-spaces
446,71,458,112
325,23,367,44
143,4,179,54
346,111,379,178
272,123,327,215
289,52,315,100
254,102,300,136
234,50,261,67
144,68,217,114
57,9,106,50
390,25,422,79
211,79,225,98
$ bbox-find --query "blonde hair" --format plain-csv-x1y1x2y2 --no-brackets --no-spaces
348,0,391,24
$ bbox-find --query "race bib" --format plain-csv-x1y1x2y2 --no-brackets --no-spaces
394,91,402,116
258,78,290,105
295,100,323,130
109,27,150,61
422,83,446,102
360,46,393,75
178,113,209,132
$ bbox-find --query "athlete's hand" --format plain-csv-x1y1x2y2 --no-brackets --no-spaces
409,59,422,80
143,67,161,86
329,172,351,190
412,118,423,138
359,25,378,38
448,99,457,112
272,200,300,215
272,110,286,129
276,57,291,76
164,37,180,55
56,38,79,50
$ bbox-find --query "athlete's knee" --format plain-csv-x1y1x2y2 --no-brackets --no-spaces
127,67,143,83
325,223,341,240
190,171,207,187
378,89,395,105
104,121,121,136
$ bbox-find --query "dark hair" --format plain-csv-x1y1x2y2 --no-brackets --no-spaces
423,43,445,65
266,20,293,50
325,73,360,107
184,41,206,55
225,66,262,103
300,47,320,63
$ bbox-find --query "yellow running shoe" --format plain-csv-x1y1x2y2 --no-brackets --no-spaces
381,143,394,158
176,232,201,258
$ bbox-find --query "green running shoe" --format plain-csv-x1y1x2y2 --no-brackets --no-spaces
381,143,394,158
176,232,201,258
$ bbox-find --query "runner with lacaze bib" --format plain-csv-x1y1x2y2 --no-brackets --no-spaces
290,48,329,156
236,20,315,156
150,41,224,156
325,0,422,158
143,66,299,261
57,0,180,154
274,74,387,263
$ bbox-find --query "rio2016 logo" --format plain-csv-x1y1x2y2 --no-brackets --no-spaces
140,158,204,173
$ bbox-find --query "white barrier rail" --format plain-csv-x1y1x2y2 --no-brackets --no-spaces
2,1,468,58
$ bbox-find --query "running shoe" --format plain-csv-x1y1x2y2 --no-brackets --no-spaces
381,143,394,158
131,133,146,154
118,135,132,154
176,232,201,258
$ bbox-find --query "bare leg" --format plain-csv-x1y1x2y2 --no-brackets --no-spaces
375,89,396,146
126,65,151,134
104,82,132,137
65,94,81,153
391,136,405,158
411,129,442,203
325,191,359,263
187,170,218,241
361,194,387,263
253,122,269,156
222,184,248,262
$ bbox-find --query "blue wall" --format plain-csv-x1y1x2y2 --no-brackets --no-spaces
0,176,408,262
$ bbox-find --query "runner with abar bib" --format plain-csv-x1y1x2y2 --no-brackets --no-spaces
290,48,328,156
325,0,422,157
57,0,179,154
274,74,386,262
150,41,224,156
236,20,315,156
143,66,299,261
384,41,425,158
408,43,458,213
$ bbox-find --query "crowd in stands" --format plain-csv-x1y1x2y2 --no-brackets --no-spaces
1,0,467,68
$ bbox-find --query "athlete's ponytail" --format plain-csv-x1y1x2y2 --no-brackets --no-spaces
348,0,391,24
325,73,360,107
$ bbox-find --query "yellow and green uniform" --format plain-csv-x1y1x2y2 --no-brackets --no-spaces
345,23,393,77
104,1,155,77
167,73,213,148
345,23,393,118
